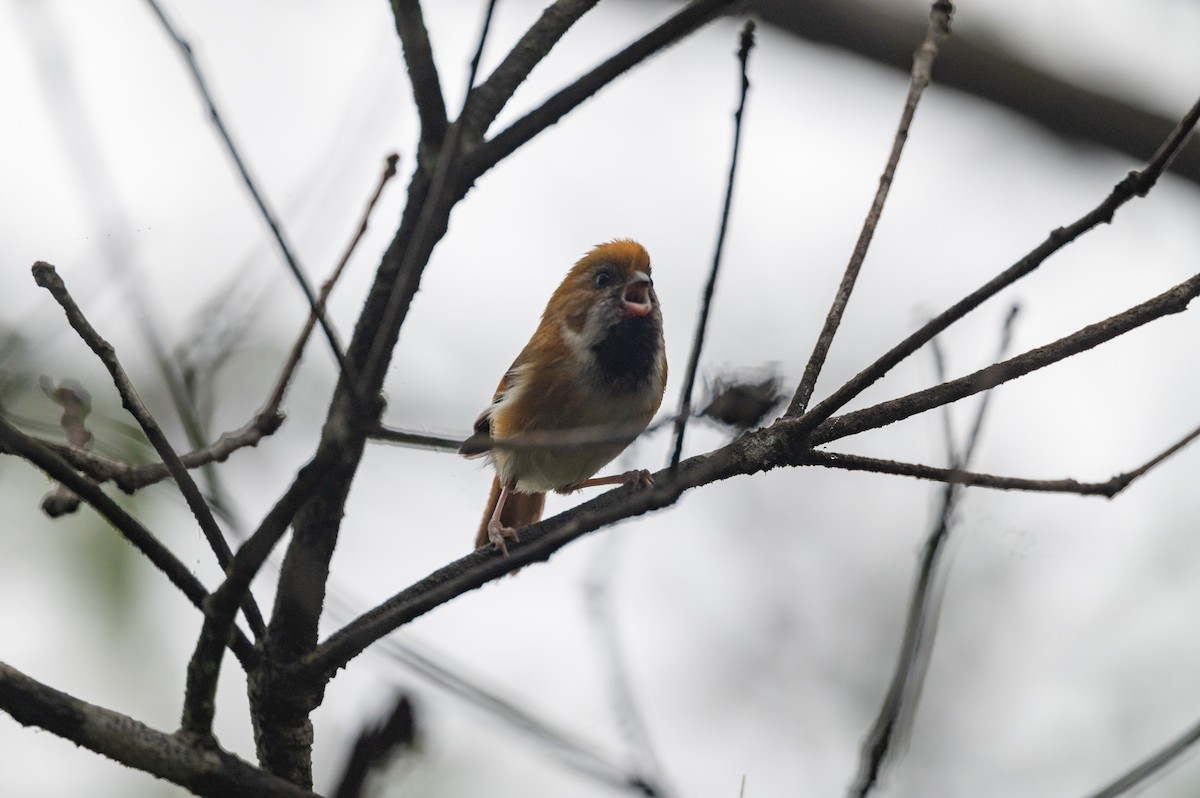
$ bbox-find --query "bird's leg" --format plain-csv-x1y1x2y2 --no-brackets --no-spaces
486,481,521,555
562,468,654,493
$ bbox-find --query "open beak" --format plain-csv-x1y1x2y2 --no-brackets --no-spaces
622,271,653,317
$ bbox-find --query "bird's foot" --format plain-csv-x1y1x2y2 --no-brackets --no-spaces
562,468,655,494
624,469,654,490
486,519,521,556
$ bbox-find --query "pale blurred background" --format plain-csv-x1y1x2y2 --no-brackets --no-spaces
2,1,1200,796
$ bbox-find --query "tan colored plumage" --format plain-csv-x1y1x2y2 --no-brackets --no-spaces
460,240,667,554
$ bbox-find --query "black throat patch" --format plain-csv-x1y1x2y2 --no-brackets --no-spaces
590,314,661,391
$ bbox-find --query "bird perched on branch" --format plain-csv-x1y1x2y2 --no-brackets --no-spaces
459,240,668,555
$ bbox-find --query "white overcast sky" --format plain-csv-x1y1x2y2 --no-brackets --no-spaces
2,1,1200,797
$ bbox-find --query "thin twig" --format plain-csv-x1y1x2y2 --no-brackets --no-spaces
809,271,1200,446
790,90,1200,438
372,413,690,454
300,271,1200,679
180,460,326,737
465,0,500,97
802,449,1149,497
929,337,957,462
1083,714,1200,798
0,662,315,798
322,589,667,796
264,153,401,415
270,1,740,708
390,0,448,150
141,0,356,391
25,157,400,500
670,20,755,470
584,536,676,797
264,1,606,694
474,0,739,175
459,0,601,142
30,262,266,637
0,413,256,666
850,304,1017,797
787,0,954,417
369,426,463,451
30,412,283,494
361,0,601,391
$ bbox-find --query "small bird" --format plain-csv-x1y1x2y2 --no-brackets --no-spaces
459,240,668,554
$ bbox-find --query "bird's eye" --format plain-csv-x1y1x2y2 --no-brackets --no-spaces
593,269,614,289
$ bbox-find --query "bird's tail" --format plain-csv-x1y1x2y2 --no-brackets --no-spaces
475,476,546,550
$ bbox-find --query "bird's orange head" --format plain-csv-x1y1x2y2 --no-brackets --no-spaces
542,239,657,334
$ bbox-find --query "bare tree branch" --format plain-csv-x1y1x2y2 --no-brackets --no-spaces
19,154,400,503
670,20,756,471
302,266,1200,680
181,460,328,739
28,411,283,494
0,414,256,666
390,0,448,151
584,537,676,797
474,0,739,175
372,413,685,453
340,612,669,795
141,0,355,388
247,0,672,768
748,0,1200,187
30,262,266,637
787,0,954,417
264,153,402,416
459,0,601,143
791,91,1200,438
464,0,501,97
810,272,1200,446
850,302,1016,797
0,661,318,798
1083,714,1200,798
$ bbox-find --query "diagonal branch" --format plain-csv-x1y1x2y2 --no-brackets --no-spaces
459,0,601,143
802,433,1200,498
27,154,402,500
750,0,1200,187
141,0,355,388
30,403,283,494
791,91,1200,437
180,459,327,738
0,414,256,666
584,538,676,797
810,272,1200,446
299,270,1200,680
0,661,317,798
1083,713,1200,798
264,153,402,416
390,0,448,151
464,0,501,97
850,303,1016,797
670,20,756,471
344,618,670,796
474,0,738,175
31,262,265,637
786,0,954,417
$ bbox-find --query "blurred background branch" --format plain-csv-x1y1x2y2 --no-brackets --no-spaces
746,0,1200,185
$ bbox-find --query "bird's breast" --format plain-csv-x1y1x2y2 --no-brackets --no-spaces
487,336,666,493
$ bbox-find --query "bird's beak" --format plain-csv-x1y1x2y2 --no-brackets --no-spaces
622,271,653,317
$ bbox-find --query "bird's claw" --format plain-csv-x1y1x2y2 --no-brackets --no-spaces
627,469,654,490
487,521,520,556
